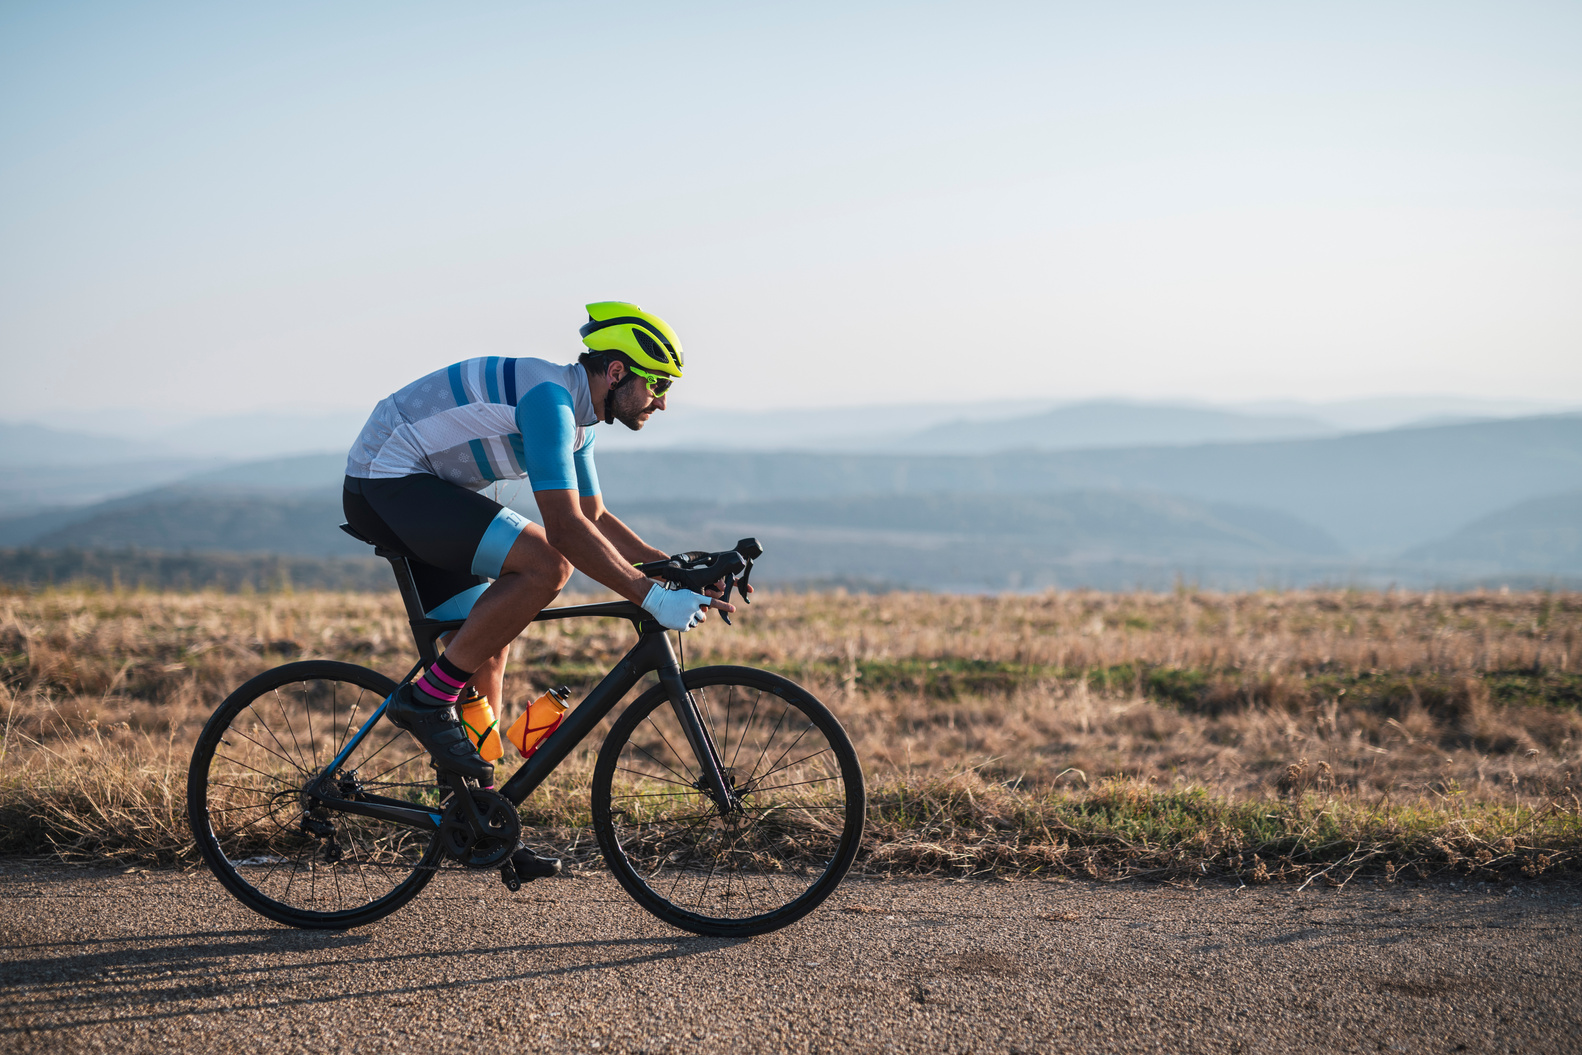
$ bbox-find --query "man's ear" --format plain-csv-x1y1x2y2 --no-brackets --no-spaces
607,361,625,386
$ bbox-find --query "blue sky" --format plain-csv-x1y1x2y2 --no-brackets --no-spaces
2,1,1578,418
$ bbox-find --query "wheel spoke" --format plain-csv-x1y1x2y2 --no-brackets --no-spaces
272,688,312,775
742,774,843,795
636,715,699,787
226,723,310,778
726,686,763,773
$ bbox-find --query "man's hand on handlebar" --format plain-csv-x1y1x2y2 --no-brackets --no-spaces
637,539,760,628
682,580,737,619
641,581,734,632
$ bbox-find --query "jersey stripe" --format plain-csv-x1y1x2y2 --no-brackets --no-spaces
447,363,468,406
468,438,497,479
504,359,518,405
484,357,501,403
485,435,512,476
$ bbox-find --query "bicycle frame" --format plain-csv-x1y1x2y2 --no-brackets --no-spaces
310,600,736,833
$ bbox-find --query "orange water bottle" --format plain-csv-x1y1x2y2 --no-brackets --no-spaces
457,693,504,762
506,686,570,759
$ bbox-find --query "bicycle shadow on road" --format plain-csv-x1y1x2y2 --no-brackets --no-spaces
1,923,745,1036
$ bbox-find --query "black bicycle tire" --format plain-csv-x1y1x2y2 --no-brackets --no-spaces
188,660,444,929
591,665,865,937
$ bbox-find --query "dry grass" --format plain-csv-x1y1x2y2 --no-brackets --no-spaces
2,586,1579,882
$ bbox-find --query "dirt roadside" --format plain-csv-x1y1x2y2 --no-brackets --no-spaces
1,863,1578,1055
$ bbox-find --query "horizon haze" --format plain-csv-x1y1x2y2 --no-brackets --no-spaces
3,2,1579,420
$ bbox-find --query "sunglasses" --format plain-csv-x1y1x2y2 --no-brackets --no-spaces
625,364,674,397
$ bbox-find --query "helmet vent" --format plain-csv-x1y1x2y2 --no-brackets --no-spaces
634,329,671,365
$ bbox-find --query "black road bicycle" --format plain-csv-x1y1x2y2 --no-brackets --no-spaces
187,535,865,936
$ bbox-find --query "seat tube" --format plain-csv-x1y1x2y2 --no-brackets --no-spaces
652,634,735,811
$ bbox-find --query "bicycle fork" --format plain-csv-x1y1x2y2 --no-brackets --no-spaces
655,649,738,815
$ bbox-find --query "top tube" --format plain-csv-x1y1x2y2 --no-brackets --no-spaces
530,600,647,624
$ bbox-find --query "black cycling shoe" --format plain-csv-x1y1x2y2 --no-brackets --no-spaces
510,847,562,880
385,683,494,783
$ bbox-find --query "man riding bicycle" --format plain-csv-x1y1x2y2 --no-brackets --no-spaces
342,302,734,851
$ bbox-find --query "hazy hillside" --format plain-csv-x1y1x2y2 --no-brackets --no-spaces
617,491,1353,591
0,423,175,465
594,413,1582,556
0,414,365,465
0,459,221,514
27,492,364,558
895,402,1336,453
1401,491,1582,577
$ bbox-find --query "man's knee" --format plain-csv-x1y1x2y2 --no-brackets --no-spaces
550,552,573,589
504,541,572,593
532,549,572,592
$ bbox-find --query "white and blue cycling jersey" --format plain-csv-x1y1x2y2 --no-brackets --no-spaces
346,357,601,496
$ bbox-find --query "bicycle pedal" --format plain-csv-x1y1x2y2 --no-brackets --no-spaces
510,849,562,880
499,861,522,892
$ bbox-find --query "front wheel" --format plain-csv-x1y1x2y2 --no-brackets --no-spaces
591,666,865,937
188,661,446,929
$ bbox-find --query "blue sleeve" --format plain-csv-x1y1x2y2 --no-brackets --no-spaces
574,431,600,497
515,382,578,491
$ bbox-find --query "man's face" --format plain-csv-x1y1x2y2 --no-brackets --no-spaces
610,367,668,431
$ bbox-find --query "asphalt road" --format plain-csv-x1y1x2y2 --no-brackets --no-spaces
1,862,1579,1055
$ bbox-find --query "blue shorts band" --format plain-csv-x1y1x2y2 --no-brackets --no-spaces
471,506,530,578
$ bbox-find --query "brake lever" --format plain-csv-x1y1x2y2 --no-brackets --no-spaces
717,572,736,626
737,560,754,604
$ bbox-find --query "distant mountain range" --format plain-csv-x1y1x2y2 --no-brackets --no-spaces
1401,491,1582,578
1,411,1578,590
616,491,1352,591
591,395,1578,453
893,403,1337,454
0,414,368,466
594,413,1582,557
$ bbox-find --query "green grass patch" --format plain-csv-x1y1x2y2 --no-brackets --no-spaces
862,775,1582,883
760,656,1582,716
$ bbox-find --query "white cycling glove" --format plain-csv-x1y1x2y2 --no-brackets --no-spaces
642,583,711,631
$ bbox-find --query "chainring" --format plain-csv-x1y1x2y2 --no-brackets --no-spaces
438,788,521,869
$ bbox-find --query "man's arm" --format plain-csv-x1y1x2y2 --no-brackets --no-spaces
579,494,665,565
534,489,656,603
578,494,746,600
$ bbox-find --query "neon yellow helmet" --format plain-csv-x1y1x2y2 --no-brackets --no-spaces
579,301,684,379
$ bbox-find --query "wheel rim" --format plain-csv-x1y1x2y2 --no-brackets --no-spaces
603,677,858,924
196,672,444,920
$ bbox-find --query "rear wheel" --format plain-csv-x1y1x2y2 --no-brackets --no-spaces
188,661,445,929
591,666,865,937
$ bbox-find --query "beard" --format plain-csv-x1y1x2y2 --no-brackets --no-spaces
611,380,657,431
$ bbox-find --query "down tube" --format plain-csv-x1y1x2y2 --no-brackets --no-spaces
497,634,673,804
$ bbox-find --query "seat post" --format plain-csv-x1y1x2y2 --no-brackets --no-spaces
340,523,463,671
383,553,427,625
380,553,453,667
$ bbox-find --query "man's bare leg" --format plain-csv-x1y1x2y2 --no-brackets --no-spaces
444,523,573,673
469,645,509,716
